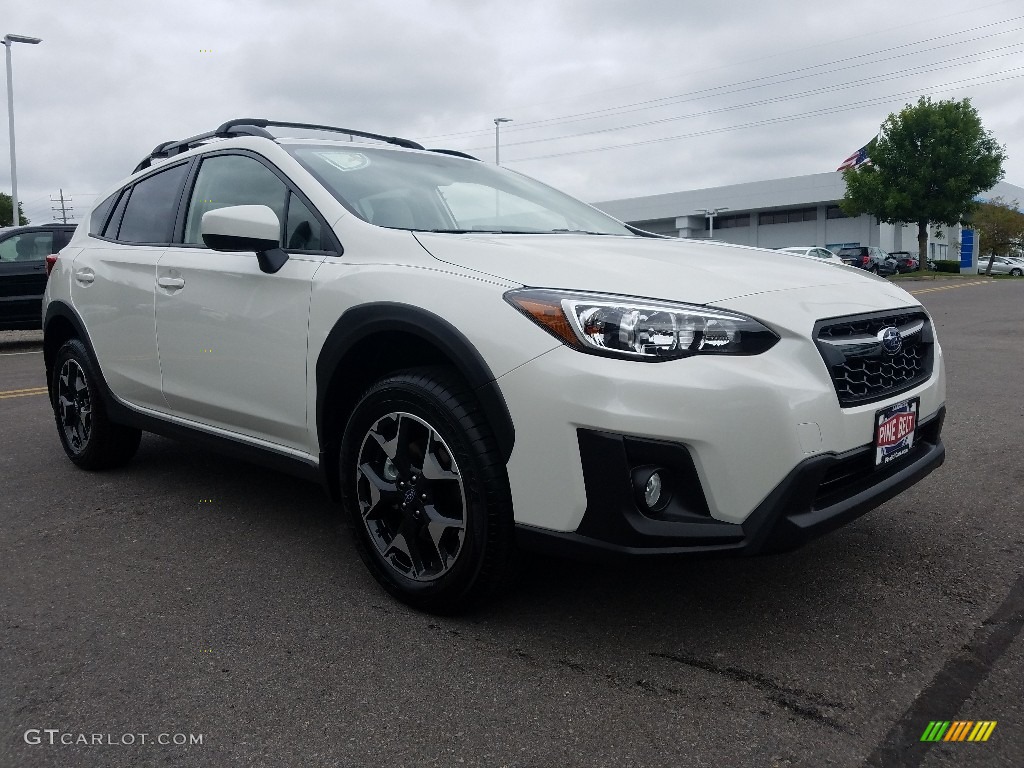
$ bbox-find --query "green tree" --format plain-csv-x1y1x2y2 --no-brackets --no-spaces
841,97,1005,272
969,197,1024,274
0,192,29,226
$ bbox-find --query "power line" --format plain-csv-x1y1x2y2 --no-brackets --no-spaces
503,70,1024,163
459,44,1024,154
497,26,1024,140
419,14,1024,143
455,0,1020,122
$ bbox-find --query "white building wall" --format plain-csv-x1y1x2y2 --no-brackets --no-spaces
594,173,1024,264
756,220,817,248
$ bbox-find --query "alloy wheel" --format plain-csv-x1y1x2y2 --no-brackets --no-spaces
354,411,467,582
57,359,92,454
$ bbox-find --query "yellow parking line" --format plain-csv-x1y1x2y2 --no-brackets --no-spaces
0,386,48,400
909,280,991,295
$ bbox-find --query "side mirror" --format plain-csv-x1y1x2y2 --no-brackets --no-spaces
201,205,289,274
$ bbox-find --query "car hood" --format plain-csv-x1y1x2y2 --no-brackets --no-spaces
414,233,893,305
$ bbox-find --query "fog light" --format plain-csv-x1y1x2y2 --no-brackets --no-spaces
631,465,672,514
644,471,663,509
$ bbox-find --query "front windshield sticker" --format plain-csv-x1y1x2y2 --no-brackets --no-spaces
314,151,370,172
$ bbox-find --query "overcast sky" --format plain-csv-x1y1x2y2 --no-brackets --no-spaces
4,0,1024,225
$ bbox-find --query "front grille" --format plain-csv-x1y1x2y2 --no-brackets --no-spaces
817,312,920,339
814,310,934,407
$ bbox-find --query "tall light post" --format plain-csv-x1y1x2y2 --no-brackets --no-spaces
493,117,512,165
4,33,42,226
696,207,729,239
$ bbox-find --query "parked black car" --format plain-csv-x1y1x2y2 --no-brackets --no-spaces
0,223,77,330
888,251,920,273
836,246,899,276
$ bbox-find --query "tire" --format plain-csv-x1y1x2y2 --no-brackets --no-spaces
339,366,516,613
1011,268,1023,277
869,265,879,274
51,339,142,470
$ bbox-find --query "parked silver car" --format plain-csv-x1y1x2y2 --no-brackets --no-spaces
977,256,1024,276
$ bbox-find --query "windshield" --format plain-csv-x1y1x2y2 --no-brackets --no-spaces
286,144,632,236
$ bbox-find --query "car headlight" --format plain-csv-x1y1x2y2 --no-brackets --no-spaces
504,289,779,361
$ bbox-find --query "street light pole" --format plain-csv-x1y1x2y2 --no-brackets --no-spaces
696,207,729,239
493,117,512,165
3,33,42,226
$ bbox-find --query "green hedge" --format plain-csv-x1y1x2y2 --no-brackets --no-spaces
933,260,961,273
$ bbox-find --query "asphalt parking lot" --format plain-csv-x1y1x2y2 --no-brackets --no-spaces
2,279,1022,768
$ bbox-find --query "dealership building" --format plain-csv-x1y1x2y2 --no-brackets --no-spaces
594,172,1024,269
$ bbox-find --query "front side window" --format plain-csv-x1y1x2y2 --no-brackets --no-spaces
0,231,53,261
184,154,288,245
287,145,631,236
117,163,190,244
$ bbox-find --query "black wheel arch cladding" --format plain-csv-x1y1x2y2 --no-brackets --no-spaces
315,302,516,464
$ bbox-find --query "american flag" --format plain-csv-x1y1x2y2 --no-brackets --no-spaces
837,144,871,172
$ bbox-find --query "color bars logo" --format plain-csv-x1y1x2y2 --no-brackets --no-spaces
920,721,997,742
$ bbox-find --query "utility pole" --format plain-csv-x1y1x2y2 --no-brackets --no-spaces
51,188,73,223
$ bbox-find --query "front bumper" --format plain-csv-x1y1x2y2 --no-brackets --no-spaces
516,407,944,558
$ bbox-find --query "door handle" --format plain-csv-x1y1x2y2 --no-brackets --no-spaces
157,276,185,289
74,269,95,284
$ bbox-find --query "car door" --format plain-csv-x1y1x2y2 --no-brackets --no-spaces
154,151,330,452
71,162,192,411
0,228,51,328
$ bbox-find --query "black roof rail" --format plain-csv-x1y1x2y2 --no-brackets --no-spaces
427,148,480,161
132,119,464,174
216,119,425,151
132,122,275,173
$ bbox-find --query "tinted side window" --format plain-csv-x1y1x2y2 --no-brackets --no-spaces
184,155,288,245
89,193,118,235
104,190,131,239
53,228,76,251
285,192,322,250
0,231,53,261
117,163,190,244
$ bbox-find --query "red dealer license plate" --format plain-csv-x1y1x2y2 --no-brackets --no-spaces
874,397,919,467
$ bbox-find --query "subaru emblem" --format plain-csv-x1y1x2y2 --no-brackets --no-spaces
878,326,903,354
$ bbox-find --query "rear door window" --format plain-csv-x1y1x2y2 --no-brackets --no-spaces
116,163,190,244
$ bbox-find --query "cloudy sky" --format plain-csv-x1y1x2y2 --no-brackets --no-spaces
4,0,1024,224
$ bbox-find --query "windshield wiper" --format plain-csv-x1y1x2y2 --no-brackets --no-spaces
419,228,511,234
419,228,619,235
548,229,618,235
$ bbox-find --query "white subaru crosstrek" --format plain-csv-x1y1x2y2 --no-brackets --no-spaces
43,119,946,612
